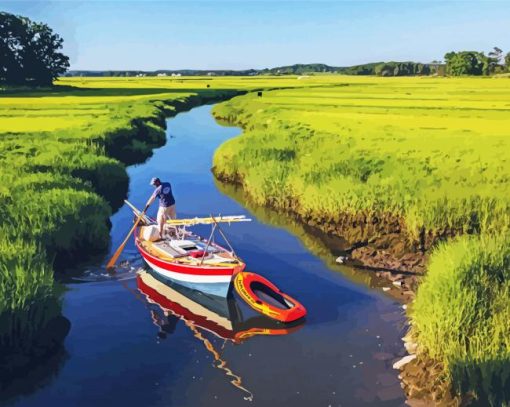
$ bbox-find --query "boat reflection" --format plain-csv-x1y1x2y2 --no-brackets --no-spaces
137,270,305,400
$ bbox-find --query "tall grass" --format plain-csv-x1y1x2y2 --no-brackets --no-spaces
410,234,510,404
212,77,510,243
0,238,57,354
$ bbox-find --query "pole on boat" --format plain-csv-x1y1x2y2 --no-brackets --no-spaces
200,223,217,266
106,202,150,271
210,214,239,261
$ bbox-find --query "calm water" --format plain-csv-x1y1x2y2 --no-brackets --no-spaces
4,105,407,406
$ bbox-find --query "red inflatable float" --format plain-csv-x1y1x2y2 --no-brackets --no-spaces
234,272,306,323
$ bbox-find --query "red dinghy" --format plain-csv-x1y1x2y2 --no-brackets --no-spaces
234,272,307,323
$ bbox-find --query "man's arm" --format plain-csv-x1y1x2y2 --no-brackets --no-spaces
145,187,160,210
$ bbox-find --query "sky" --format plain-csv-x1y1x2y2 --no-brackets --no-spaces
2,0,510,71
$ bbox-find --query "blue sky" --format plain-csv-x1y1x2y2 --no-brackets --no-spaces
3,1,510,70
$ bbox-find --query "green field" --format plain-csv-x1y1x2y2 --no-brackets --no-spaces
211,76,510,401
2,75,509,400
213,77,510,240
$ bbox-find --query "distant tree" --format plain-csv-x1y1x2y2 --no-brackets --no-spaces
373,61,430,77
0,13,24,84
430,60,443,75
488,46,504,74
415,63,431,75
375,63,395,77
488,47,503,63
506,52,510,72
443,52,456,65
0,12,69,85
444,51,487,76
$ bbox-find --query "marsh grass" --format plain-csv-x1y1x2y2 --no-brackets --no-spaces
212,78,510,243
0,87,184,359
0,238,57,353
410,233,510,404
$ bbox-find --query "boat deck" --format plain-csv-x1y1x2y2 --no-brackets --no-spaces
137,229,241,269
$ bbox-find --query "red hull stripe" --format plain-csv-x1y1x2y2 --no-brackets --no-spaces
137,241,238,276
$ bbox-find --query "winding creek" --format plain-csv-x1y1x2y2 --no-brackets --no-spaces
4,105,407,406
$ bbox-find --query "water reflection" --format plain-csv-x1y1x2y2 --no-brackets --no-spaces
137,270,304,401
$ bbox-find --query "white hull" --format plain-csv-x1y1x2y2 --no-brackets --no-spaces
144,258,232,298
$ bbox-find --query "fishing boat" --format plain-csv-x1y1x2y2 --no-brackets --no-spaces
126,200,249,298
125,200,307,322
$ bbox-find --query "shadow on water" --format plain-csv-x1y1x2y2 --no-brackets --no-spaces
0,303,70,404
452,360,510,406
0,349,68,404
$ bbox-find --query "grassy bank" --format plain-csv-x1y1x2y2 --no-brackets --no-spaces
0,75,343,377
213,77,509,244
410,233,510,405
0,85,180,373
211,76,510,402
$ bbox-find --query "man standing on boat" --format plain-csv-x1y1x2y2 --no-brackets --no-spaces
146,177,176,238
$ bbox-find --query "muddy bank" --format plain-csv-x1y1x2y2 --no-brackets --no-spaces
213,170,429,286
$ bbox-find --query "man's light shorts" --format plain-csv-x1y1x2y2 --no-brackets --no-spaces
157,205,176,226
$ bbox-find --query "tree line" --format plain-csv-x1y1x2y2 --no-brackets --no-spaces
256,62,432,76
444,47,510,76
0,12,69,86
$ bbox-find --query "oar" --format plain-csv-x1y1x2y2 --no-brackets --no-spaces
106,203,149,271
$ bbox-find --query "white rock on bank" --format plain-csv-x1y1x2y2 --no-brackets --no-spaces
404,341,418,354
393,354,417,370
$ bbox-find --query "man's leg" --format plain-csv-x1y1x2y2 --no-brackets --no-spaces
168,204,176,219
157,207,166,238
165,206,177,238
